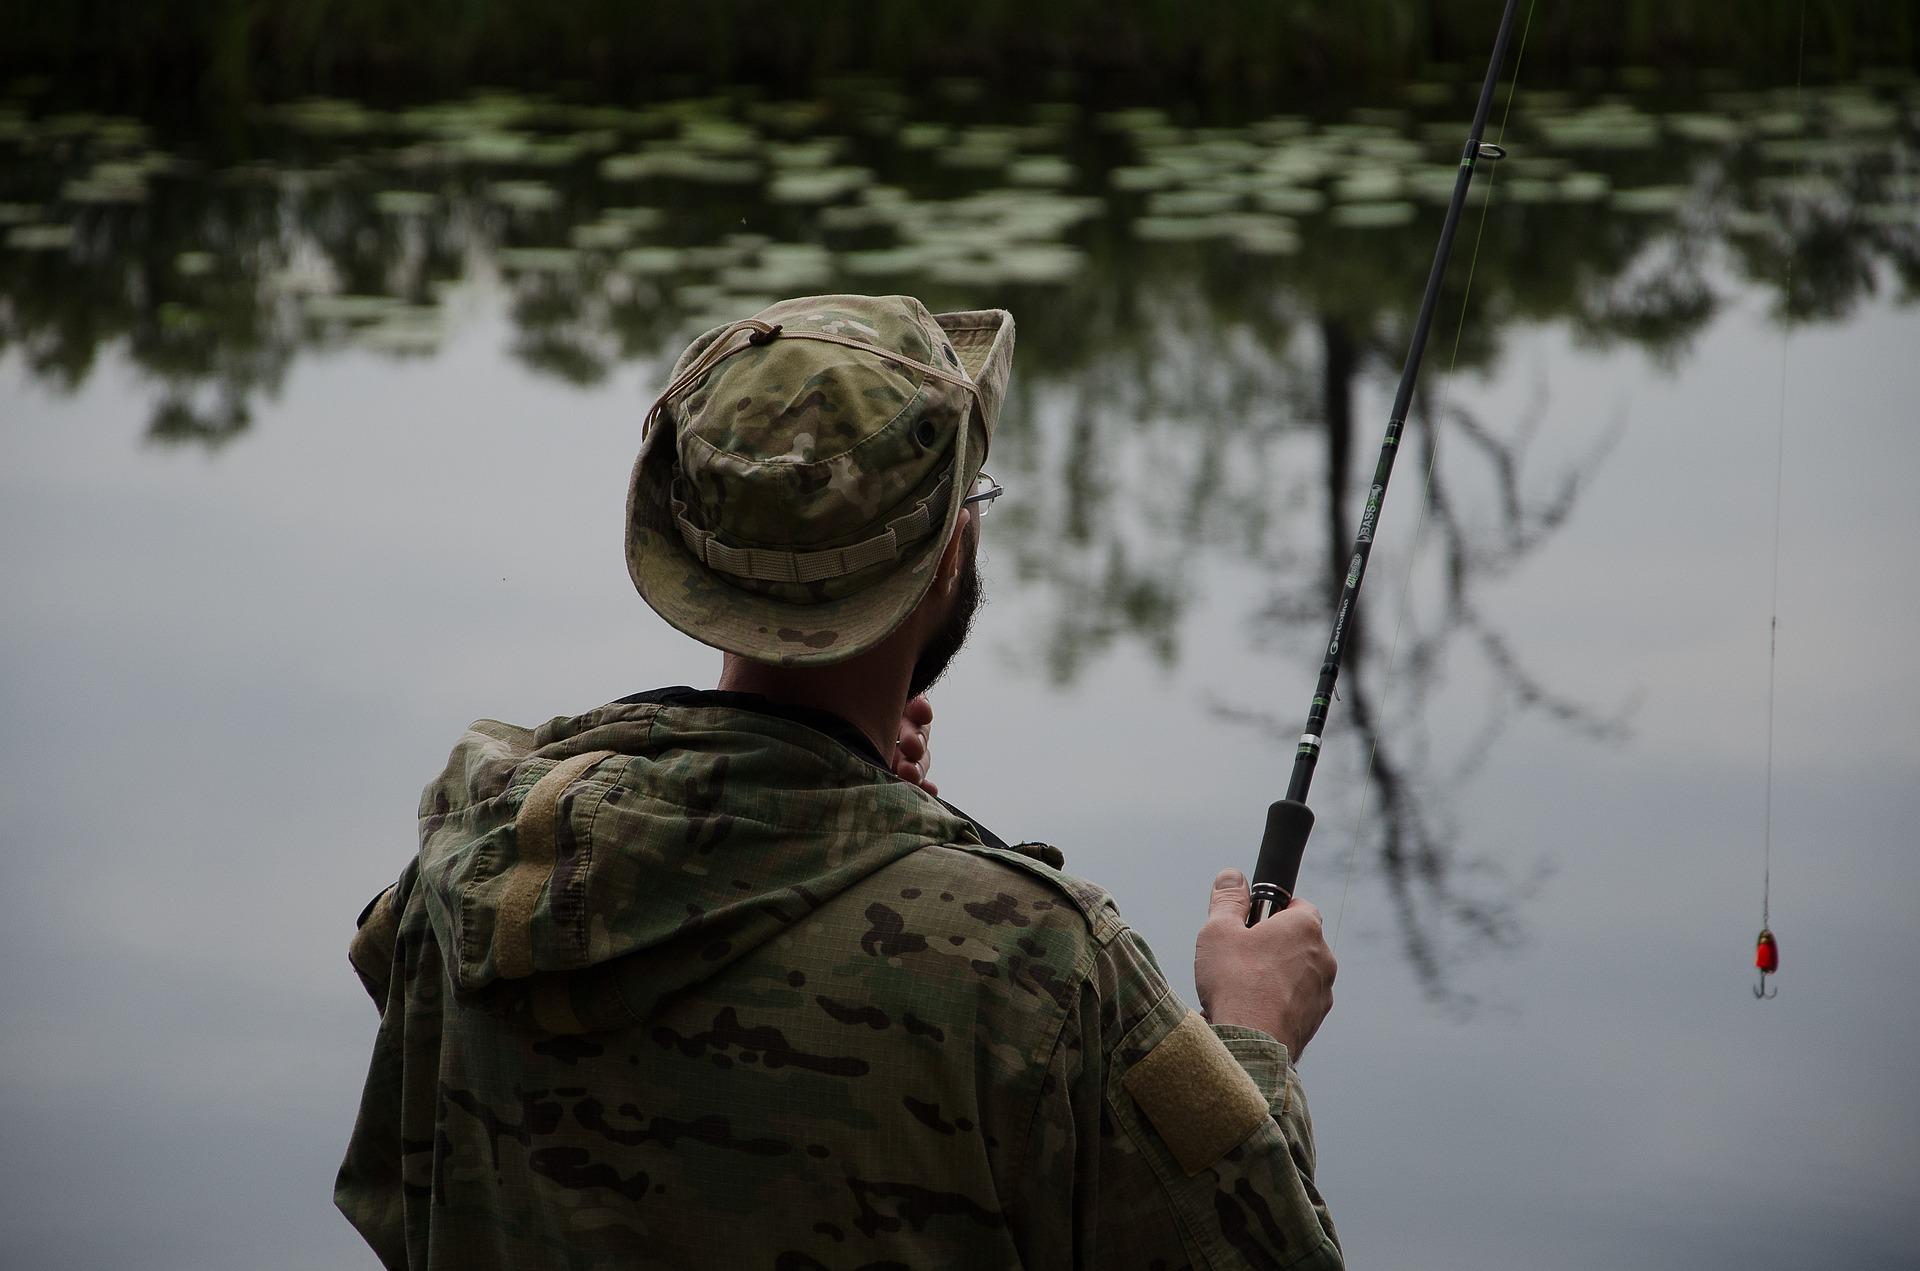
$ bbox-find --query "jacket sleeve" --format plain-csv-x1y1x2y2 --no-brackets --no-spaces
1019,926,1343,1270
335,866,423,1271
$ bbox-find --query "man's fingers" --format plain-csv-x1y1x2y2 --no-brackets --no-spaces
903,695,934,728
1207,868,1251,924
1282,898,1324,929
895,732,926,764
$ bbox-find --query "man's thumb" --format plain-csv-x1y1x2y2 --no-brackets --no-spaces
1208,868,1250,923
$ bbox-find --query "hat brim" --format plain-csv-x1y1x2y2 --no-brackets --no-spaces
625,306,1013,666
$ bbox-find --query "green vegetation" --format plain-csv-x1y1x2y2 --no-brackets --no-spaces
4,0,1914,117
2,78,1912,443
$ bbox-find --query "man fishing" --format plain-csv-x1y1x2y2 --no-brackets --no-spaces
336,293,1343,1268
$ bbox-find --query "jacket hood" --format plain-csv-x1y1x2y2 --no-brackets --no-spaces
413,697,978,1033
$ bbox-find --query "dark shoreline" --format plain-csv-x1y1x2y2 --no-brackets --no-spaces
5,0,1913,120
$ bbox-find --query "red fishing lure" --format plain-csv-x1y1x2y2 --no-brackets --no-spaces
1753,928,1779,997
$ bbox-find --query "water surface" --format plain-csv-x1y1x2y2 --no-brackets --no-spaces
3,74,1918,1269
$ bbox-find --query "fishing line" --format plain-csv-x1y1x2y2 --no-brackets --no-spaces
1246,0,1532,931
1330,0,1537,951
1754,0,1806,998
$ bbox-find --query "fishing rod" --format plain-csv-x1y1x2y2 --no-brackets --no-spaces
1248,0,1526,925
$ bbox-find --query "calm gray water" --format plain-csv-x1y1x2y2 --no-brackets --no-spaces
3,77,1918,1268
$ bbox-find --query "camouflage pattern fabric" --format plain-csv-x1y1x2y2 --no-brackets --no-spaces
337,698,1343,1269
625,295,1016,667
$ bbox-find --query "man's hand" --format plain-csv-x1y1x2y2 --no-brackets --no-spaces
1194,868,1337,1061
892,694,937,795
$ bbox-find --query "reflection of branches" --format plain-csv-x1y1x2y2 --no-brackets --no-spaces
147,390,250,448
1418,394,1635,747
1574,236,1719,367
1211,680,1546,1017
1215,348,1627,1008
1346,677,1537,1016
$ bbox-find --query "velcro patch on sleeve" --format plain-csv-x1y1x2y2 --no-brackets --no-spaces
1123,1009,1273,1176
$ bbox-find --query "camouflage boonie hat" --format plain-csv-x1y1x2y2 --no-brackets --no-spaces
626,294,1015,665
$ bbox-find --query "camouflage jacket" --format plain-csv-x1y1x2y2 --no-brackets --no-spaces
336,694,1342,1269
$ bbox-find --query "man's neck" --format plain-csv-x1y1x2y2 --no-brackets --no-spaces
717,648,911,763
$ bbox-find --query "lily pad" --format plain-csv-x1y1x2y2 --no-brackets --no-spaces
819,204,890,231
1826,97,1899,132
769,166,874,204
1134,215,1237,242
1560,172,1612,202
278,97,388,136
602,150,761,183
63,173,147,204
1146,189,1241,217
1113,167,1167,193
1760,175,1843,201
374,190,436,216
1611,186,1690,214
1535,106,1660,150
1009,156,1075,187
602,207,665,229
488,180,560,212
1666,113,1744,144
1331,201,1418,229
496,247,582,272
572,221,634,251
679,119,761,155
6,223,74,251
1257,151,1335,184
619,247,687,275
897,123,952,151
1502,177,1563,204
1860,204,1918,229
723,244,835,293
360,312,444,355
841,247,936,276
1749,110,1807,137
1253,187,1326,215
305,294,407,323
1228,214,1300,255
939,144,1015,171
768,140,846,168
978,243,1086,284
1722,209,1782,236
1333,170,1403,202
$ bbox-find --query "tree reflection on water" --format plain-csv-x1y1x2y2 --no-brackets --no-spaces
1213,372,1629,1010
2,77,1914,1000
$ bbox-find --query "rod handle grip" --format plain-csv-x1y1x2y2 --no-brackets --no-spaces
1248,799,1315,925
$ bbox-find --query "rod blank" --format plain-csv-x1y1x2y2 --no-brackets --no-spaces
1247,0,1525,924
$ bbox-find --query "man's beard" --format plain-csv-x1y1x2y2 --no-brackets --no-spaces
908,523,982,699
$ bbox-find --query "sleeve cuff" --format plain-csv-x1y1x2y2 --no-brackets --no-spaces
1210,1024,1295,1115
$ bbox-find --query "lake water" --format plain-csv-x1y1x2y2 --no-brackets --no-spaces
3,74,1918,1269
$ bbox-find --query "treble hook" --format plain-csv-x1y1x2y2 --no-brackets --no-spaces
1752,927,1779,1000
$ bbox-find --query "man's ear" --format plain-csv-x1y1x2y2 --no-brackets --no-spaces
934,509,973,595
